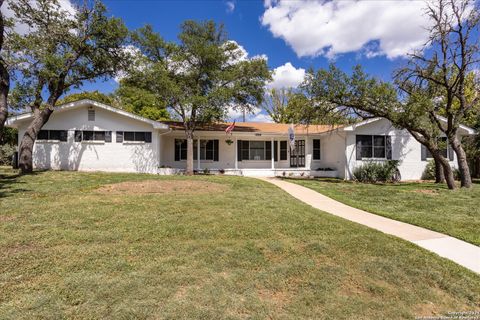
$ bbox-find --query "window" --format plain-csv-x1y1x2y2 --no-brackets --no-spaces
123,131,152,143
313,139,321,160
280,141,287,161
356,135,391,160
74,130,111,142
175,139,219,161
37,130,68,142
175,139,188,161
250,141,265,160
422,137,451,161
237,141,273,161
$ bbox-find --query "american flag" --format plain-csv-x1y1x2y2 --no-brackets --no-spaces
225,121,235,134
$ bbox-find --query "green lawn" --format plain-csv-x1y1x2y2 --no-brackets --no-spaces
0,168,479,319
287,178,480,246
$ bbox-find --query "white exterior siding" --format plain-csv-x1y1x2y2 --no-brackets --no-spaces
17,105,161,173
344,118,458,180
9,101,473,179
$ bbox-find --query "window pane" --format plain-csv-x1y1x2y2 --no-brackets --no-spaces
357,135,372,147
181,149,187,160
134,132,145,142
49,130,61,140
94,131,105,141
374,136,385,147
374,147,385,158
83,131,94,141
124,132,135,141
38,130,49,140
250,141,265,160
360,147,373,158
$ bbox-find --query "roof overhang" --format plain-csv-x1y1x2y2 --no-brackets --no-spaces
6,99,169,130
342,116,476,135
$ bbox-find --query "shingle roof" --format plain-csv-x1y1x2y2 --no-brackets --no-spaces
161,121,341,134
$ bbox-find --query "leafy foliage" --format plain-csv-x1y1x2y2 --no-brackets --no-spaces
353,160,400,183
0,143,15,165
58,91,114,105
113,84,170,120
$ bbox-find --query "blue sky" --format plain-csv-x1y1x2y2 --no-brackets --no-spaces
69,0,436,121
82,1,424,93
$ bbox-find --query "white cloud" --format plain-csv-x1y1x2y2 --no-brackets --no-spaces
267,62,305,89
227,105,273,123
226,1,235,13
261,0,432,59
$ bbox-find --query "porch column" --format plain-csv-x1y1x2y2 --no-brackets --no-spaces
271,137,274,169
197,137,201,171
304,136,308,168
234,137,238,170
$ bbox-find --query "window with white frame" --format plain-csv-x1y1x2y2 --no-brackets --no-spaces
37,130,68,142
356,135,391,160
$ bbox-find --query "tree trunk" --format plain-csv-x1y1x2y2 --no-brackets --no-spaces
0,1,9,139
18,108,53,174
186,132,194,175
434,156,445,183
450,135,472,188
432,152,456,190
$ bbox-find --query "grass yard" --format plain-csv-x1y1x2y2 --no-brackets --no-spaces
287,178,480,246
0,168,479,319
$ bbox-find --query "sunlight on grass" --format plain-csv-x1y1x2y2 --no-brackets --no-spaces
0,169,479,319
288,178,480,246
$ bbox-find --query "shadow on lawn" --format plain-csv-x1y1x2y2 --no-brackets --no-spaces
0,170,44,199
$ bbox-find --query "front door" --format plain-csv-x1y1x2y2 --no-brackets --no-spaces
290,140,305,167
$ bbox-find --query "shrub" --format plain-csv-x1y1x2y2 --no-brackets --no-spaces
421,160,461,181
0,144,16,166
421,160,436,180
353,160,400,183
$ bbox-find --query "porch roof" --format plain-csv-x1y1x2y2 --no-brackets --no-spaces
160,121,341,135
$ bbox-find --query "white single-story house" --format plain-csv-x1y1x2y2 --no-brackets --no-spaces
6,99,476,179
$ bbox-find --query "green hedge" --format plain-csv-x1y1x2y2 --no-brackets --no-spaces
353,160,400,183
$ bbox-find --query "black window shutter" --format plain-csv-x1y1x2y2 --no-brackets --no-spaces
175,139,180,161
356,136,362,160
105,131,112,143
386,136,392,160
266,141,272,160
116,131,123,143
59,130,68,142
274,141,278,161
145,132,152,143
313,139,321,160
280,141,287,160
74,130,82,142
448,144,454,161
421,144,427,161
213,139,219,161
237,140,242,161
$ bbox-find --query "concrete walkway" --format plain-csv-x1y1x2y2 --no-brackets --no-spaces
260,177,480,274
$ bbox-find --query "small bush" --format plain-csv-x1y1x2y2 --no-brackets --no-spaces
0,144,16,166
421,160,436,180
353,160,400,183
421,160,461,181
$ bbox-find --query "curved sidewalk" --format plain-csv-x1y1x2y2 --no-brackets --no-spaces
260,177,480,274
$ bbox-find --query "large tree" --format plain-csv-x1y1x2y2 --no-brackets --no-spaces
113,82,170,121
0,0,10,140
304,65,458,189
8,0,129,173
395,0,479,188
124,21,271,174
